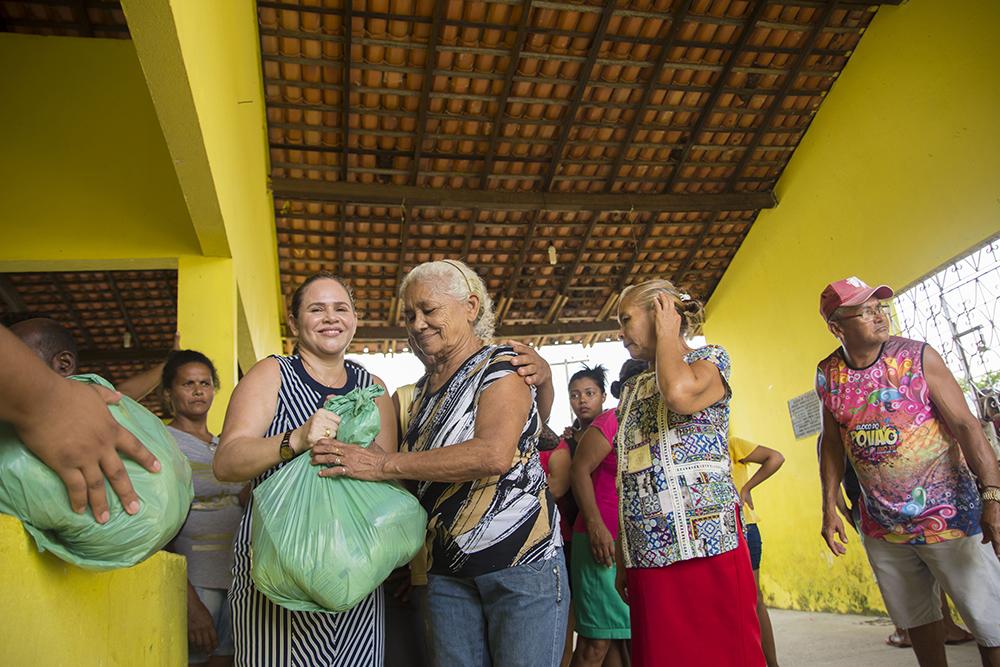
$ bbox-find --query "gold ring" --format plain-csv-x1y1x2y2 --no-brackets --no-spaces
335,457,341,466
324,428,332,438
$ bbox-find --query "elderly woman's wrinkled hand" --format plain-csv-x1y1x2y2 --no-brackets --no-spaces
652,292,682,340
313,440,390,481
504,339,551,387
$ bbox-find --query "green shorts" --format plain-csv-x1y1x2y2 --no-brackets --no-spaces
570,531,631,639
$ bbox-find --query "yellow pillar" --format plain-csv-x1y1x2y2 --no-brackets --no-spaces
0,515,187,665
177,255,236,434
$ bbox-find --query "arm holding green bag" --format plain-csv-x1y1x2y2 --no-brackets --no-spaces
0,324,160,523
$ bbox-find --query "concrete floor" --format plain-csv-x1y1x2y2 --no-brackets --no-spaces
770,609,982,666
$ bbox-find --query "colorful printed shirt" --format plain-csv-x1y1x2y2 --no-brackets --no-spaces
616,346,740,569
816,336,981,544
403,345,559,577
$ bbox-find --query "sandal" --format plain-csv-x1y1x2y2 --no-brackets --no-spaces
945,629,975,645
886,630,911,648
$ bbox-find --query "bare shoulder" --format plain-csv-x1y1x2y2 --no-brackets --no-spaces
232,356,281,399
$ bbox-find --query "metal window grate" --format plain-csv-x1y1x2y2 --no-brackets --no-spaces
894,236,1000,417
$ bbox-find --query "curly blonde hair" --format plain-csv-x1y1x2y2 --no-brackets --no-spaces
618,279,704,336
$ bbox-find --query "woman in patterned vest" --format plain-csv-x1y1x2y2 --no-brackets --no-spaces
613,279,764,667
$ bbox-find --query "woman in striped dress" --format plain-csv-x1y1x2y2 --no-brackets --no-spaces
214,272,397,666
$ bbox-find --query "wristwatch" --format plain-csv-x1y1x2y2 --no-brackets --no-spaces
982,486,1000,504
279,429,295,462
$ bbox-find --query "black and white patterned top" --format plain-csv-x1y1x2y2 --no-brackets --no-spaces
404,345,559,577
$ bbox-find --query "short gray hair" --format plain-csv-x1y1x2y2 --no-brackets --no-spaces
400,260,496,341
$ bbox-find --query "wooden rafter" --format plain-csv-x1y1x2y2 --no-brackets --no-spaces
479,0,534,187
459,209,480,260
340,0,352,182
543,0,711,326
105,272,141,348
408,0,446,186
271,178,777,212
74,0,94,37
726,1,840,190
337,203,346,276
389,204,411,324
671,212,724,288
497,210,540,323
275,225,747,246
660,0,770,194
50,274,95,349
539,2,616,191
602,0,694,192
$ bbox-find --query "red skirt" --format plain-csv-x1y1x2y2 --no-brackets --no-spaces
626,524,764,667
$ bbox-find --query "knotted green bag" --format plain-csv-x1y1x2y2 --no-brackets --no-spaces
251,384,427,613
0,374,194,570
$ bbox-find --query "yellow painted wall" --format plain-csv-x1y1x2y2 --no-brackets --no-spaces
178,256,237,434
124,0,284,363
0,34,200,265
0,514,186,665
704,0,1000,613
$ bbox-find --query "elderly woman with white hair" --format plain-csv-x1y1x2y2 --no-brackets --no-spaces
321,259,569,667
612,279,764,667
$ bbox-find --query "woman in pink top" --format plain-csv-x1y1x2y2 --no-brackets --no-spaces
569,360,647,667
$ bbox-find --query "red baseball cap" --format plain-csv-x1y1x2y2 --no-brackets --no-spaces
819,277,894,321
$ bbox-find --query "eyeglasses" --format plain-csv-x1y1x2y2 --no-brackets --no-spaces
833,303,891,323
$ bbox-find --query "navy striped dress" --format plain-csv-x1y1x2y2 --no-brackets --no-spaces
230,355,384,666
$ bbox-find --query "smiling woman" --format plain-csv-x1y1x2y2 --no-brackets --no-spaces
212,272,397,666
323,259,569,667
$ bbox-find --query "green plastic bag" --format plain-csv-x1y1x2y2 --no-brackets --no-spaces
251,384,427,613
0,374,194,570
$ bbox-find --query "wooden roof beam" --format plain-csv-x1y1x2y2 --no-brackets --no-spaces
540,2,616,191
602,0,693,191
271,179,777,213
502,1,614,326
479,0,535,186
340,1,352,182
659,0,770,195
105,272,142,348
727,1,838,189
408,0,446,186
74,0,94,37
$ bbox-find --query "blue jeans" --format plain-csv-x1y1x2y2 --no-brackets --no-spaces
425,550,569,667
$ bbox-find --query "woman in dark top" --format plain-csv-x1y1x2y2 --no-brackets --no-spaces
214,273,396,667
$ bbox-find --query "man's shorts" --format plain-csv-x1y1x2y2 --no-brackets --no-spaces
861,533,1000,647
745,523,763,571
189,586,236,663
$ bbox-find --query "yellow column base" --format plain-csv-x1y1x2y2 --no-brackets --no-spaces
0,514,187,665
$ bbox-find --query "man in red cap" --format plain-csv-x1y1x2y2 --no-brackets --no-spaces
815,277,1000,667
